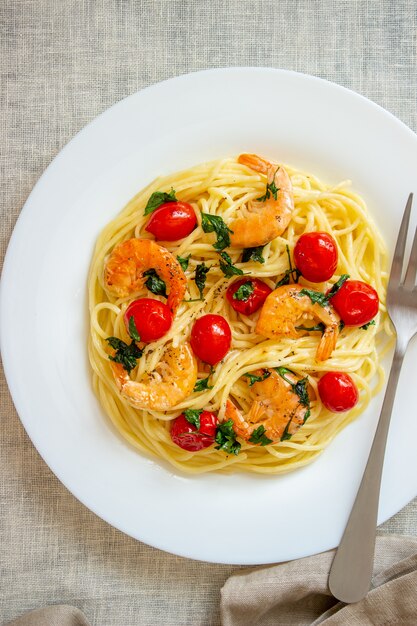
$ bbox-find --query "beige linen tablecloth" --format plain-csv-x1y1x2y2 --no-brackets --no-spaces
1,2,416,625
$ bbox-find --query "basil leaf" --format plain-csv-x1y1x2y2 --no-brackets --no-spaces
144,189,177,215
219,251,244,278
184,408,203,430
215,419,241,455
194,262,210,299
233,281,255,302
193,376,213,392
106,337,143,373
249,425,273,446
201,213,233,251
128,316,141,342
243,370,271,387
177,254,191,272
257,168,280,201
327,274,350,299
241,246,265,264
143,269,167,297
360,319,376,330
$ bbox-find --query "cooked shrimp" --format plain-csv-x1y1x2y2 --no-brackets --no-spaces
225,369,310,443
229,154,294,248
256,284,340,361
104,238,187,313
110,343,197,411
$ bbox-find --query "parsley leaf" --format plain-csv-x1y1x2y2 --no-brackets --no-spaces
128,316,141,342
233,281,255,301
295,323,325,332
339,320,345,332
106,337,143,374
143,269,167,297
184,408,203,430
144,189,177,215
243,369,271,387
360,320,376,330
327,274,350,298
177,254,191,272
219,251,244,278
193,376,213,392
280,420,293,441
275,367,311,424
249,425,273,446
276,245,301,287
215,419,241,455
241,246,265,264
300,274,350,307
194,262,210,299
201,213,233,251
257,168,280,201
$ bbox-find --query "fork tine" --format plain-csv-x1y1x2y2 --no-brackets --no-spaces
389,193,413,288
404,225,417,288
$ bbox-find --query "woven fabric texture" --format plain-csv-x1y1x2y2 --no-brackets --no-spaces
1,1,416,625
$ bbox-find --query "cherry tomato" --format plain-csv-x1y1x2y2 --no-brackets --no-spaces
318,372,359,412
190,314,232,365
294,232,338,282
145,202,197,241
124,298,172,343
170,411,219,451
226,278,272,315
329,280,379,326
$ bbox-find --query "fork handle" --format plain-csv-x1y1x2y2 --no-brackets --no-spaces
328,343,406,603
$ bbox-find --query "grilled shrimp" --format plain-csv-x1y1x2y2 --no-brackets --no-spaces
225,368,311,443
256,284,340,361
110,343,198,411
230,154,294,248
104,238,187,314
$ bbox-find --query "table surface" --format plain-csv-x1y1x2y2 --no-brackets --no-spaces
1,1,416,625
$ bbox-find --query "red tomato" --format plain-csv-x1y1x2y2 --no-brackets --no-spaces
318,372,359,412
145,202,197,241
329,280,379,326
294,232,338,282
170,411,218,451
190,314,231,365
124,298,173,343
226,278,272,315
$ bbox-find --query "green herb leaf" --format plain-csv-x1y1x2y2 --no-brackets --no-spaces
128,316,141,342
249,425,273,446
295,323,325,332
143,269,167,297
106,337,143,373
193,376,213,392
194,262,210,299
201,213,233,251
144,189,177,215
177,254,191,271
215,419,241,455
219,251,245,278
275,368,311,424
280,420,293,441
276,244,301,287
233,281,255,301
299,288,330,306
257,168,280,201
360,319,376,330
243,369,271,387
241,246,265,264
184,408,203,429
327,274,350,299
339,320,345,332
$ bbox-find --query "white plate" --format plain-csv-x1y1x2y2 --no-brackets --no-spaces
1,69,417,565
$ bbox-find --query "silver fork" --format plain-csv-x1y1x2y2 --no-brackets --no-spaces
328,193,417,603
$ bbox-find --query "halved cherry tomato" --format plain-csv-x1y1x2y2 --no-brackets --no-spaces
226,278,272,315
318,371,359,412
145,202,197,241
294,232,338,282
124,298,173,343
190,314,231,365
170,411,219,451
329,280,379,326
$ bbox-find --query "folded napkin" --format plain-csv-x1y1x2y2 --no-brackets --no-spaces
221,535,417,625
6,536,417,626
